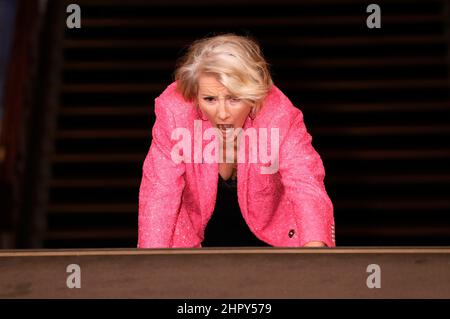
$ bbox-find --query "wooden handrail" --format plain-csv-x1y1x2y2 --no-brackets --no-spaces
0,248,449,298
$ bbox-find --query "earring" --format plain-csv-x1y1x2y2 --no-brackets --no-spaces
249,106,256,120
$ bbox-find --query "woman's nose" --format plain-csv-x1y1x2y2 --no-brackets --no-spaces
217,100,230,120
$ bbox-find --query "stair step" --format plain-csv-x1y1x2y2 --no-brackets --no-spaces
44,229,135,240
275,57,448,68
51,153,144,163
64,57,447,71
341,225,450,237
61,84,163,93
48,203,137,213
302,101,450,113
64,61,175,70
47,175,450,188
63,36,447,49
331,174,450,184
339,199,450,210
49,178,139,187
326,149,450,159
50,149,450,163
80,14,444,27
59,106,151,115
69,0,337,6
58,102,449,115
53,126,450,140
60,79,448,93
285,79,448,90
44,199,450,215
314,125,450,135
56,129,149,139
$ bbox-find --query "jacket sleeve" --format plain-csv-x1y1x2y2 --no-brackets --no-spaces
138,96,186,248
278,110,336,247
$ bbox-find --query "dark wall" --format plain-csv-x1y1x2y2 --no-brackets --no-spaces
4,0,450,248
0,0,17,120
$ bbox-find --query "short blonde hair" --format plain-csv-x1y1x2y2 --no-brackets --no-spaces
174,33,273,109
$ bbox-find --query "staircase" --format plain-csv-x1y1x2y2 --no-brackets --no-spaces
31,0,450,248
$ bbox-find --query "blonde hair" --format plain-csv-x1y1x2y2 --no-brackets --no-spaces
174,33,273,110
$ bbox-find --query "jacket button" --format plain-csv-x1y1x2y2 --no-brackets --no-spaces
288,229,295,238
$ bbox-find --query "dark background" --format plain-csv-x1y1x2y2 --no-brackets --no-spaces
0,0,449,248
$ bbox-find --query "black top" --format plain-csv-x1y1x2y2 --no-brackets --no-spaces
202,174,270,247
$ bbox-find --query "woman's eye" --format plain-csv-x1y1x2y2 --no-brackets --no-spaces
230,98,241,103
204,97,215,102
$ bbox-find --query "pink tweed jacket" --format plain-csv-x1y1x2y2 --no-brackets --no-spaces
138,81,336,248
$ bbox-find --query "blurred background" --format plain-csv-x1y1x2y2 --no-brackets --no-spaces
0,0,449,249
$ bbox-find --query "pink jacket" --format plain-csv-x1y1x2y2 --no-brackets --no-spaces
138,81,336,248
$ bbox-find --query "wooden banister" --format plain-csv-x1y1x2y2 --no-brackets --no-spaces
0,248,449,298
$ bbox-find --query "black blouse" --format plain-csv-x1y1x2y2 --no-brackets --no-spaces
202,174,270,247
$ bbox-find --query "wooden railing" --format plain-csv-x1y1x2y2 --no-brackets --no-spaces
0,247,449,298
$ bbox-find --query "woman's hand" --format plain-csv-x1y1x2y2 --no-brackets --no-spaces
303,241,326,247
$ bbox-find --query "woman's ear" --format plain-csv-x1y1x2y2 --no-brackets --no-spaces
248,102,257,119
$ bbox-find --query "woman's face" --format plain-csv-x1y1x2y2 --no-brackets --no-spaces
197,74,252,140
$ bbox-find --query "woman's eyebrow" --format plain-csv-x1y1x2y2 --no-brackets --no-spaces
200,94,233,97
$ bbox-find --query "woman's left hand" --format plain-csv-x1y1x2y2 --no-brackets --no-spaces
303,241,326,247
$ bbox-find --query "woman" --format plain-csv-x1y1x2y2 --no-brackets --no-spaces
138,34,335,248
